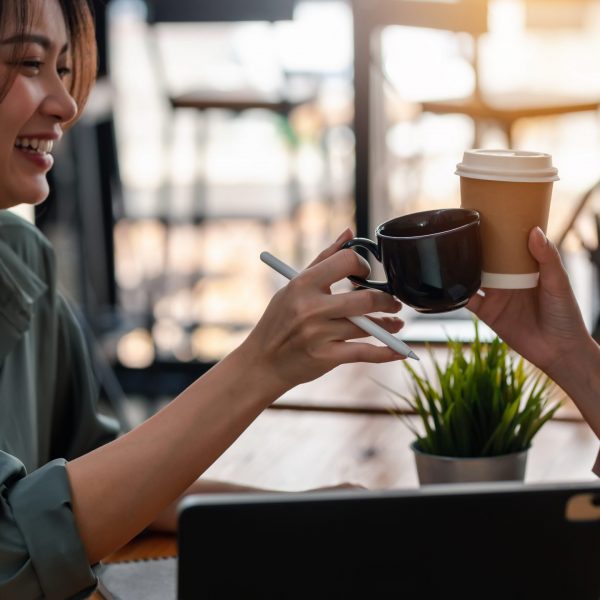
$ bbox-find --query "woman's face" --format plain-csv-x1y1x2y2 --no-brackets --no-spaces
0,0,78,209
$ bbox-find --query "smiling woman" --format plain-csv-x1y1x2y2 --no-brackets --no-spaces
0,0,87,207
0,1,408,598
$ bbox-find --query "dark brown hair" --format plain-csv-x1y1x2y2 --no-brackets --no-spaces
0,0,97,121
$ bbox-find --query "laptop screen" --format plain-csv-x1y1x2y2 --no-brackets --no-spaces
178,481,600,599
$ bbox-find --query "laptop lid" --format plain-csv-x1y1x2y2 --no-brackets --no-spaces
178,481,600,599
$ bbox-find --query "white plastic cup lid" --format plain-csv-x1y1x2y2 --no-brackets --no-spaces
455,149,559,183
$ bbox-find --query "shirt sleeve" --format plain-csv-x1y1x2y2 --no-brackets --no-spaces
0,453,97,600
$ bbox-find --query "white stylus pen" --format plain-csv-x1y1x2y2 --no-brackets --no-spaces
260,251,419,361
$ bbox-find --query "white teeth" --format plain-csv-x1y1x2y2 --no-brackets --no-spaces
15,137,54,154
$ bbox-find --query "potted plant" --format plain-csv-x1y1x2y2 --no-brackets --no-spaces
380,321,562,485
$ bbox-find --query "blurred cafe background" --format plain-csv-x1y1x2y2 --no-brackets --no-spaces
22,0,600,426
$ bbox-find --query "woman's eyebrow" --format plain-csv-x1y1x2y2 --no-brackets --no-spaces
0,34,69,54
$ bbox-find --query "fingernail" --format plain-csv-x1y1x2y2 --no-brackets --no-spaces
534,226,548,244
335,228,351,244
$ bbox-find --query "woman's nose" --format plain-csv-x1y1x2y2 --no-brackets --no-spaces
41,77,79,125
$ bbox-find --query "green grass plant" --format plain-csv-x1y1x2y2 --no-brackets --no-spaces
380,321,562,458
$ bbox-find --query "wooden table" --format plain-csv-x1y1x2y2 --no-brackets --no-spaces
91,358,599,598
274,350,584,422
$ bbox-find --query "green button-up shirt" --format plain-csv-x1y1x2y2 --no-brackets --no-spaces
0,211,119,599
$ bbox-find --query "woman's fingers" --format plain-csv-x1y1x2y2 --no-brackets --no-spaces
366,314,405,332
323,288,402,319
282,274,401,346
245,230,409,388
528,227,572,295
326,315,404,341
466,290,484,317
306,229,353,269
284,287,401,326
468,226,571,325
303,248,372,291
327,340,404,365
467,288,519,327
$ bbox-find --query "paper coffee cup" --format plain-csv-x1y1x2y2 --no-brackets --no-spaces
456,149,559,289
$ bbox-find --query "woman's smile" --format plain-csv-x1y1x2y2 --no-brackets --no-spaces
14,135,56,170
0,0,77,208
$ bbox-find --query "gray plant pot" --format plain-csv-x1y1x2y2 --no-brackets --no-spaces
411,441,529,485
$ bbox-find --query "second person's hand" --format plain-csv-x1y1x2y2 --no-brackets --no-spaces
467,226,590,378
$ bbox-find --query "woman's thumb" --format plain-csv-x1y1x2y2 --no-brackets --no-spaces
528,227,570,291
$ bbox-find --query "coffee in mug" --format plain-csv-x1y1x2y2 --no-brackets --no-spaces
456,149,559,289
342,208,481,313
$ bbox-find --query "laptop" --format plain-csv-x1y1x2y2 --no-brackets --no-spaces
178,481,600,600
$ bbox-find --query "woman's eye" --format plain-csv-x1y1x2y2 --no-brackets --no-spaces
57,67,72,80
20,60,43,73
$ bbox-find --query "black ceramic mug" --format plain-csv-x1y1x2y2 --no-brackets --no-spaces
342,208,482,313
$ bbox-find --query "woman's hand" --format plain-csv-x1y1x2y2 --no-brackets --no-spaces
240,229,405,392
467,227,590,379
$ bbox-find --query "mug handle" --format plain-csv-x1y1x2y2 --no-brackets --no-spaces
341,238,390,293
